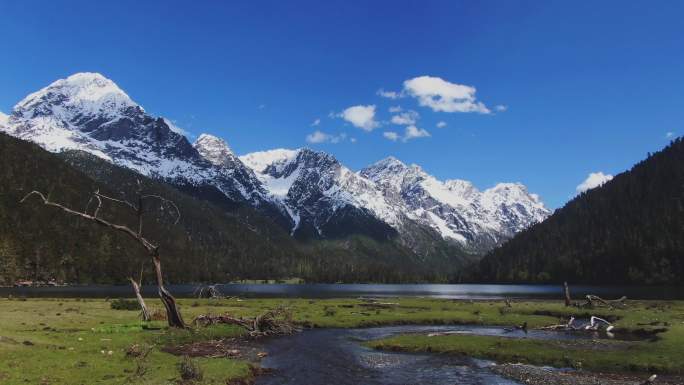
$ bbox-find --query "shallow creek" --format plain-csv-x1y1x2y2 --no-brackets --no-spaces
252,325,606,385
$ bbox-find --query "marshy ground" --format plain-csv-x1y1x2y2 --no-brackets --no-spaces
0,297,682,384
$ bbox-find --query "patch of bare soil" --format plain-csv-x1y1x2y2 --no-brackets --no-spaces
492,363,684,385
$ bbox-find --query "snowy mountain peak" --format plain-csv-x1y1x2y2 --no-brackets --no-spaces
444,179,479,197
375,156,405,168
14,72,140,120
1,72,551,254
1,73,271,206
193,133,233,166
239,148,299,173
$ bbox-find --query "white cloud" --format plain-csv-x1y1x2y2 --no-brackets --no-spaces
306,130,347,144
576,172,614,193
377,89,403,99
390,110,419,126
311,118,321,126
436,121,447,128
339,105,380,131
258,104,266,109
0,111,8,127
384,126,431,142
350,137,357,143
403,125,430,142
383,131,400,141
495,105,508,112
665,131,675,138
388,105,402,113
402,75,490,114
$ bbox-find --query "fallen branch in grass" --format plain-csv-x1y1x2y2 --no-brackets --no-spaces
563,282,627,309
538,316,614,333
193,307,301,338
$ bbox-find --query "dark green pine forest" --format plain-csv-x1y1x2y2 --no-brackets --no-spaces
4,131,681,286
0,133,469,285
478,137,684,285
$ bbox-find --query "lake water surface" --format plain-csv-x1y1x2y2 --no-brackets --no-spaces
2,283,682,299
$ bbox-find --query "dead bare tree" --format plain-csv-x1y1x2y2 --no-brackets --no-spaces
564,281,572,307
21,188,186,328
130,264,151,322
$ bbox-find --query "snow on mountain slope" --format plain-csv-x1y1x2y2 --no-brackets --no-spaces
242,148,548,250
193,134,234,166
0,72,267,204
240,149,298,173
240,148,400,237
1,72,549,252
360,157,550,250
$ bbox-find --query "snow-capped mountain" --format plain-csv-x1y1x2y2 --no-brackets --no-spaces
240,148,399,239
0,73,267,204
1,72,549,254
241,150,549,251
361,157,550,251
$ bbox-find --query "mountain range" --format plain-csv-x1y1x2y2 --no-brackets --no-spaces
0,72,550,283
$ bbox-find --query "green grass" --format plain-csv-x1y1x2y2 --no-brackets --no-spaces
366,300,684,374
1,297,682,384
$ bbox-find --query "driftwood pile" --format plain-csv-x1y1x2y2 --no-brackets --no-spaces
193,285,225,299
193,306,301,338
538,316,615,333
564,282,627,309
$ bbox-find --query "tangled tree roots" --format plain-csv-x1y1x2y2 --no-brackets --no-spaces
193,307,301,338
193,285,225,299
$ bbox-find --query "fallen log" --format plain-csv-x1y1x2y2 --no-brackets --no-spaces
538,316,614,332
193,306,301,338
563,282,627,309
585,295,627,309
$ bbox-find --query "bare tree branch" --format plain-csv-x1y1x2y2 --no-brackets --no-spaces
21,189,186,328
140,194,181,225
21,190,157,253
94,191,139,212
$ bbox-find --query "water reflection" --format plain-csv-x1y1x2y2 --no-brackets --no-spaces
2,283,683,300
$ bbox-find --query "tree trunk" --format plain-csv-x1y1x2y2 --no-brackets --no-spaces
152,253,185,328
564,281,572,307
128,277,151,322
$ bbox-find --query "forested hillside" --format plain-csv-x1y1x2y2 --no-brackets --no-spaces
478,137,684,284
0,133,468,285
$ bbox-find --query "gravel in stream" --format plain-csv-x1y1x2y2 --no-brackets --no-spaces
492,363,684,385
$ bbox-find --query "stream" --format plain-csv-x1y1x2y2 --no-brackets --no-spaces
252,325,598,385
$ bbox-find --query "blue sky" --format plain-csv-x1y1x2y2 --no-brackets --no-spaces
1,0,682,208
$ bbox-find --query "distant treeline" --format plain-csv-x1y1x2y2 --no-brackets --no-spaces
477,137,684,285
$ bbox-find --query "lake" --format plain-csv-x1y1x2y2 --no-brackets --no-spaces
2,283,683,299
